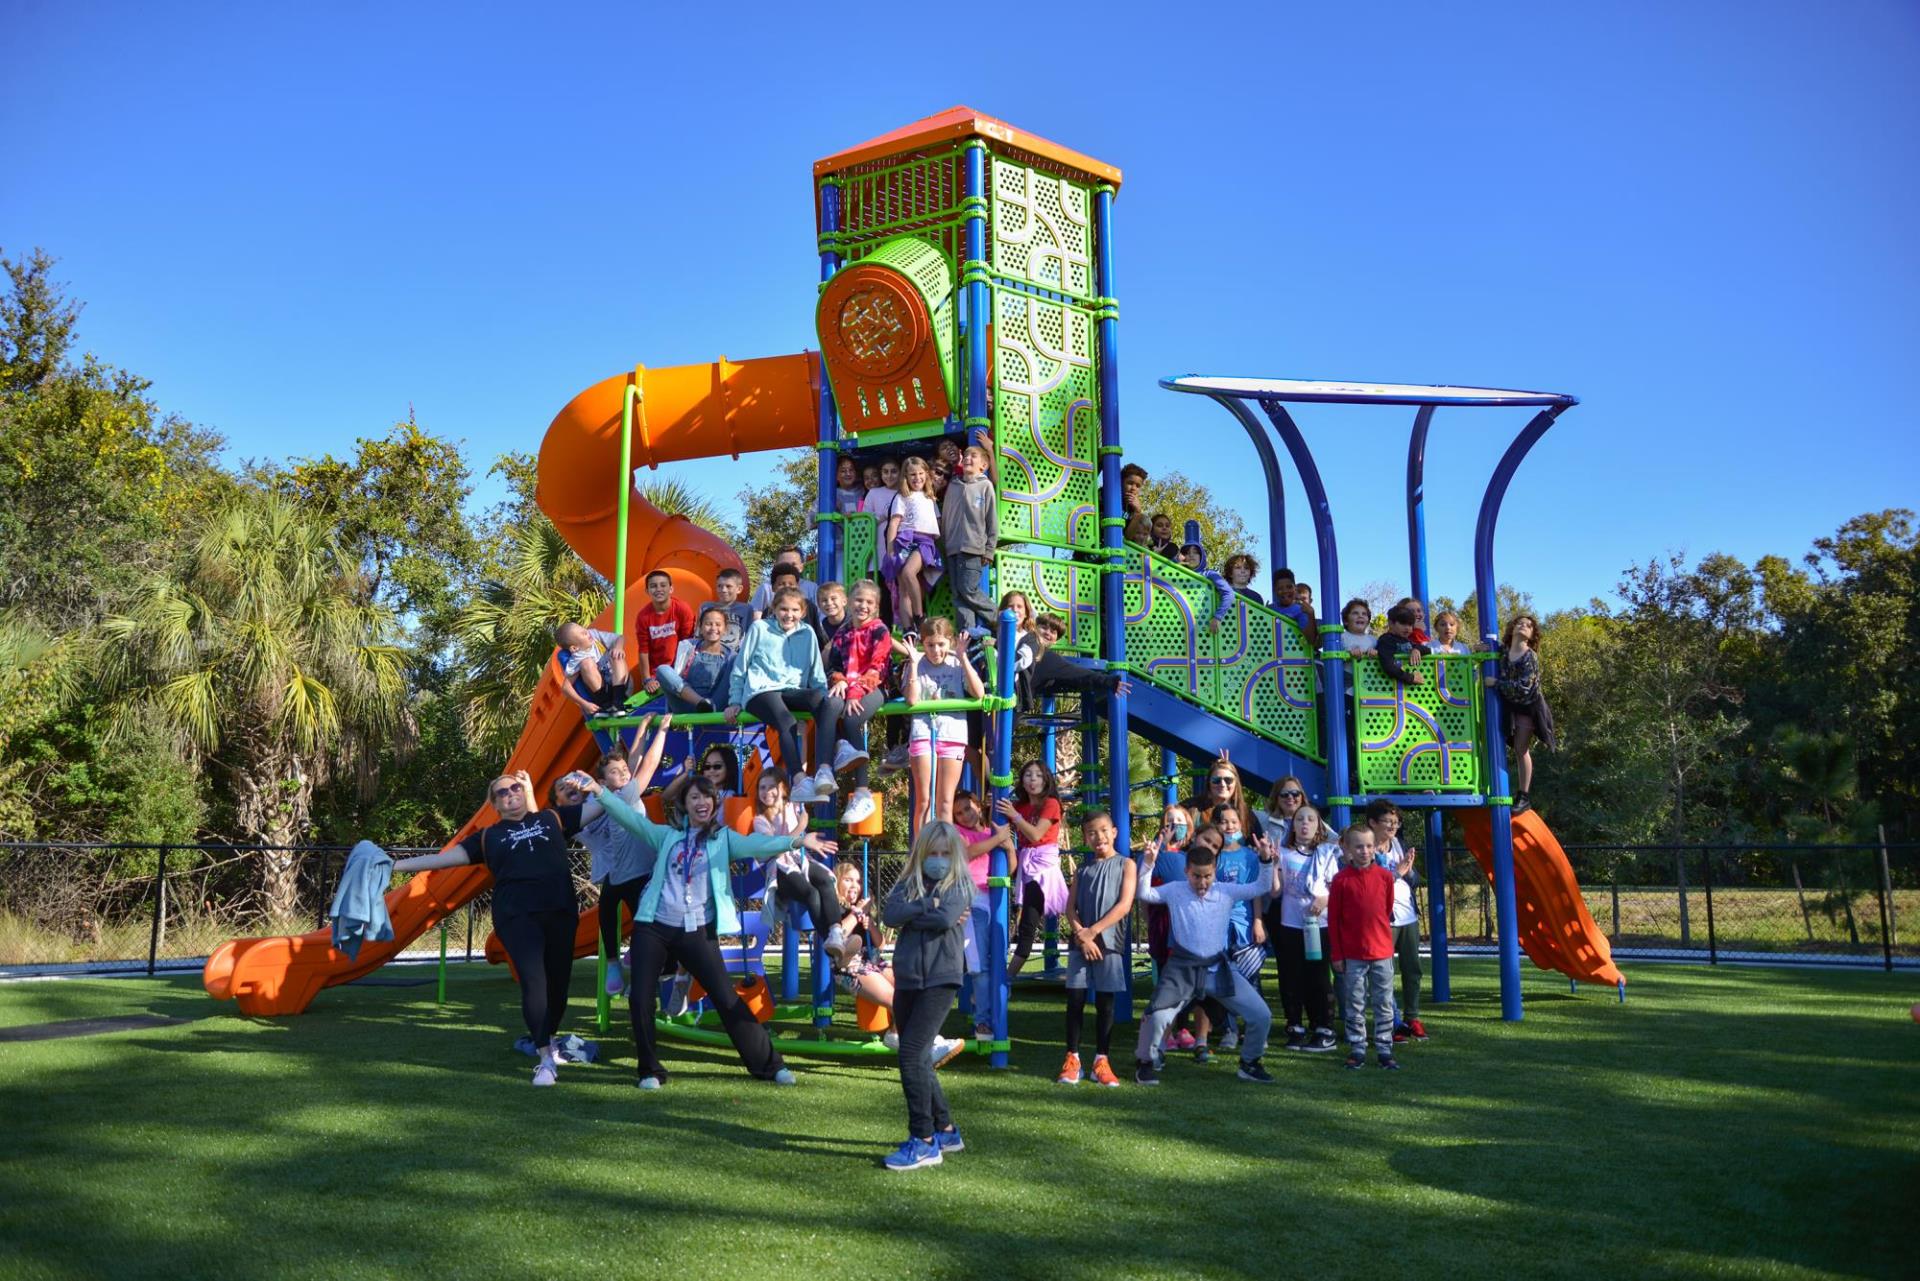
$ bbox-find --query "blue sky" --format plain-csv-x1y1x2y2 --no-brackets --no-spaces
6,2,1916,613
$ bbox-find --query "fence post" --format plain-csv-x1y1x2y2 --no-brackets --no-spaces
1791,862,1815,942
315,848,334,931
1610,867,1620,940
146,845,170,977
1878,824,1895,973
1675,850,1691,946
1701,848,1717,965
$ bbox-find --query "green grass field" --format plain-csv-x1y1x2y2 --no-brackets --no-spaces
2,960,1915,1280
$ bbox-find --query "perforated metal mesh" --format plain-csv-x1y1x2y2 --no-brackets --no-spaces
996,552,1099,654
989,156,1095,301
993,287,1099,552
1120,547,1323,762
1351,654,1481,791
842,513,878,583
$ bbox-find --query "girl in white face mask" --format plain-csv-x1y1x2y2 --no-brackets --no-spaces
879,821,974,1171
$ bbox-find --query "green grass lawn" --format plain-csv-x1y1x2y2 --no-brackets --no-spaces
1,960,1915,1280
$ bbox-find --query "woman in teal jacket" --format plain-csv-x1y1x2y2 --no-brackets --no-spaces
588,774,836,1090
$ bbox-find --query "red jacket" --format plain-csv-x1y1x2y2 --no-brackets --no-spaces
1327,863,1395,963
828,617,893,698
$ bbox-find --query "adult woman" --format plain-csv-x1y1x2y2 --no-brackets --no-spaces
1484,613,1555,813
393,769,585,1087
1260,774,1310,845
587,774,837,1089
1183,752,1254,837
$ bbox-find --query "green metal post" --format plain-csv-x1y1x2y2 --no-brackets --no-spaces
614,382,636,634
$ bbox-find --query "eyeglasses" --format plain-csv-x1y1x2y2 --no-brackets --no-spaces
490,787,517,800
1209,777,1235,787
1278,789,1304,799
701,763,729,773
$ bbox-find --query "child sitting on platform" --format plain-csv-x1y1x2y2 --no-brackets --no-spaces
698,567,753,653
753,770,850,963
635,570,696,701
655,606,735,712
555,623,631,747
1058,811,1136,1088
831,861,970,1067
725,586,831,803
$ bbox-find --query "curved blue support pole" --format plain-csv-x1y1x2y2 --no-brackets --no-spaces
1210,393,1287,577
989,607,1018,1069
1260,400,1351,831
1404,405,1449,1003
1473,405,1566,1022
815,182,842,581
1094,186,1133,1024
962,143,991,446
1161,747,1178,811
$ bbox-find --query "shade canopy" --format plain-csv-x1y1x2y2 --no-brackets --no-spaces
1161,375,1576,409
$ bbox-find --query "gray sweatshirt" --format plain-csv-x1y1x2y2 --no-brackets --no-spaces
882,875,974,990
940,474,997,558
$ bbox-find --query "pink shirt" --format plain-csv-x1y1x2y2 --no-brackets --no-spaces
956,823,993,891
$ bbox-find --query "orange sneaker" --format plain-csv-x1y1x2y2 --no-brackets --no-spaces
1090,1055,1121,1088
1056,1051,1083,1085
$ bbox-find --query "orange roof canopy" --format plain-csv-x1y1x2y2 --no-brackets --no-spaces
813,105,1122,188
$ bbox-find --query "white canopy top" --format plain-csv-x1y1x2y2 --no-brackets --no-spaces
1161,375,1576,409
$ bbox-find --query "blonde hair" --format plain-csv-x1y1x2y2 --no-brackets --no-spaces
905,821,969,897
896,455,931,497
1339,822,1374,851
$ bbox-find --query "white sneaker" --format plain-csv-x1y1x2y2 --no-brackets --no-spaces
823,925,850,964
833,740,869,773
929,1036,968,1068
789,775,821,804
532,1058,558,1087
883,1030,900,1050
636,1075,663,1091
1219,1024,1240,1053
813,765,838,795
841,787,877,826
771,1068,798,1086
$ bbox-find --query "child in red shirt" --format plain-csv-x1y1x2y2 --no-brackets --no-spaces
1327,823,1399,1071
635,570,696,695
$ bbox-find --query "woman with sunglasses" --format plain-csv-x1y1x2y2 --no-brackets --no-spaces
662,744,740,811
1183,753,1254,838
1260,775,1311,845
393,768,590,1087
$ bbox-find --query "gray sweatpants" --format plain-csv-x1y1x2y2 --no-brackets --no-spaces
1337,958,1394,1058
1137,966,1272,1064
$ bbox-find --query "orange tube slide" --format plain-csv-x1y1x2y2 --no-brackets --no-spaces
1458,809,1625,988
204,353,822,1015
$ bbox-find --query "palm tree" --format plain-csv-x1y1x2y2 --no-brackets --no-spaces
635,475,735,543
99,493,408,917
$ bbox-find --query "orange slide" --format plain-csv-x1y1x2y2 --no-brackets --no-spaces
204,353,824,1015
1458,809,1625,988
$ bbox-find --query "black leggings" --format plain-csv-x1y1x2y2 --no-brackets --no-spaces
817,687,885,790
774,861,844,933
1011,879,1048,967
1065,989,1116,1057
596,875,647,960
627,919,786,1082
746,687,826,778
894,984,958,1139
494,908,577,1045
1267,908,1334,1031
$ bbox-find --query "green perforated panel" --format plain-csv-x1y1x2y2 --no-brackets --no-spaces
1120,547,1322,762
996,552,1099,655
989,157,1095,301
993,287,1099,552
842,513,879,583
1351,654,1481,792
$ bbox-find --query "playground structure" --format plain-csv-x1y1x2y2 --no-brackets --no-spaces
203,106,1621,1040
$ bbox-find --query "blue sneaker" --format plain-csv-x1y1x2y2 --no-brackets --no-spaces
931,1125,965,1154
883,1136,944,1172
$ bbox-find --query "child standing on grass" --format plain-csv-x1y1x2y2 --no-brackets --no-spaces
1365,799,1427,1042
1058,811,1137,1088
1328,823,1399,1070
1133,832,1280,1086
1265,804,1341,1054
881,821,974,1171
1210,805,1268,1059
999,759,1069,979
902,619,984,824
952,790,1016,1041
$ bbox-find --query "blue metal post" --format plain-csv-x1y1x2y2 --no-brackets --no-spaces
780,906,801,1002
816,180,843,581
810,900,833,1031
1041,696,1058,772
1260,400,1352,832
989,607,1019,1068
1211,392,1288,578
1404,405,1450,1004
1094,185,1132,1019
1473,405,1565,1022
1160,748,1178,811
962,142,991,447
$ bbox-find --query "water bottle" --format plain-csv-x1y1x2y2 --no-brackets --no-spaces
1304,919,1323,961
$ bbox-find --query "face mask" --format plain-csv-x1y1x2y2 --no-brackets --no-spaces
1223,833,1243,849
922,856,952,882
1169,821,1190,842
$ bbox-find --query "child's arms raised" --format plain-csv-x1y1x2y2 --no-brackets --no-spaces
957,644,986,699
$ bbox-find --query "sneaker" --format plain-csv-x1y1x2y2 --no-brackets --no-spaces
770,1068,798,1086
635,1075,663,1091
1284,1026,1308,1052
1305,1028,1339,1054
877,744,911,775
1090,1055,1121,1087
1133,1061,1160,1087
1236,1058,1275,1084
1514,793,1531,813
841,787,878,826
883,1136,943,1171
823,925,850,964
1169,1029,1198,1052
1409,1019,1429,1042
973,1023,993,1042
1218,1024,1240,1053
882,1030,900,1051
532,1058,558,1087
832,740,869,774
1392,1024,1411,1044
789,775,821,804
664,973,693,1018
605,959,626,997
930,1036,968,1068
813,765,838,795
1344,1052,1366,1070
1193,1043,1213,1065
1056,1051,1083,1085
931,1125,965,1154
1378,1055,1401,1071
